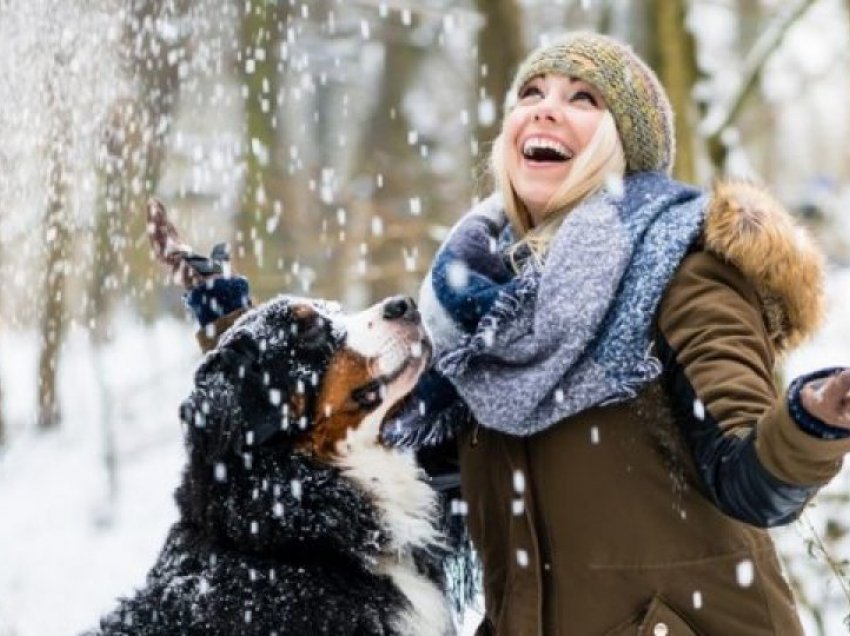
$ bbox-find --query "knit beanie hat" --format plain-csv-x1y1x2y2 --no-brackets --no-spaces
506,32,675,174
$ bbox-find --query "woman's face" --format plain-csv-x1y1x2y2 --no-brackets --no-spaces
503,74,607,224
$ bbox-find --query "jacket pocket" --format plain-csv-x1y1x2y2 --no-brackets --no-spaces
638,595,699,636
605,595,700,636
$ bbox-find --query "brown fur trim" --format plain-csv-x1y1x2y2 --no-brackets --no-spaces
703,180,825,355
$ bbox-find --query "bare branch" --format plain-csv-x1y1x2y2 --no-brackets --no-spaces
703,0,819,142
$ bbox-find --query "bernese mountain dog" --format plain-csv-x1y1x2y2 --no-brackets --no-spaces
88,293,453,635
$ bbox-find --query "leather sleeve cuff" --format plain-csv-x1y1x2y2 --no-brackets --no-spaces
787,368,850,440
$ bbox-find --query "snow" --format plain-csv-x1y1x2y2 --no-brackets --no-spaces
736,559,755,588
0,316,193,635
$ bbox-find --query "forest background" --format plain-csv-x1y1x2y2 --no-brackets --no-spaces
1,0,850,633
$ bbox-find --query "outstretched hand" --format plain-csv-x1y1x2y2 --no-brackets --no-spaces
146,198,234,289
146,198,200,288
800,369,850,430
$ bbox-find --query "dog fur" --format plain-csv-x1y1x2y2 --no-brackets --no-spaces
88,295,452,636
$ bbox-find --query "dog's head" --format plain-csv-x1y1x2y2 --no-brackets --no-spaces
180,294,431,464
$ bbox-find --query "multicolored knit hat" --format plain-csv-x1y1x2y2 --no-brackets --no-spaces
506,32,675,174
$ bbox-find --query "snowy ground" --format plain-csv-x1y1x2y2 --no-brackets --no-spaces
0,270,848,635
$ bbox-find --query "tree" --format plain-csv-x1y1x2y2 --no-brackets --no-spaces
37,56,72,430
0,379,5,445
474,0,524,184
646,0,699,183
235,0,306,300
86,0,190,508
701,0,820,171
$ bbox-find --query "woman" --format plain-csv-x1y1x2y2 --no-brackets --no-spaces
152,32,850,635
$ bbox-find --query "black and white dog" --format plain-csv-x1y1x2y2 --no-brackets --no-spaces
89,294,452,635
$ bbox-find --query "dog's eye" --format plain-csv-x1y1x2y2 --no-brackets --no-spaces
351,381,383,410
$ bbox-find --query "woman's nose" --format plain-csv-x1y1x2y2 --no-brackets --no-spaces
532,98,562,123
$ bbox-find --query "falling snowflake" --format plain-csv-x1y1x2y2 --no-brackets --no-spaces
692,590,703,609
516,549,529,568
693,399,706,421
513,469,525,494
736,559,754,587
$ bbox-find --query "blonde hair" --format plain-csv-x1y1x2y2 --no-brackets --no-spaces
491,111,626,268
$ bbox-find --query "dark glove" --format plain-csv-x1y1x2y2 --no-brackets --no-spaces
381,369,472,449
181,243,252,328
182,242,231,278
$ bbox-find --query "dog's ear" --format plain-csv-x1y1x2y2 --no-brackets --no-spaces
180,341,252,459
181,329,310,458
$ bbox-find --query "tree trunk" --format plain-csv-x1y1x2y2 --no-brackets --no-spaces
352,35,428,303
86,0,189,502
647,0,699,183
474,0,524,190
0,378,5,445
702,0,819,172
845,0,850,179
91,0,188,329
235,1,299,300
38,107,71,430
120,0,191,320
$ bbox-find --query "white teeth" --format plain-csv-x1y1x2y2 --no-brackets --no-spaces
522,136,572,160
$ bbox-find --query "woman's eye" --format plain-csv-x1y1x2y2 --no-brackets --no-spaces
571,91,597,106
519,85,543,100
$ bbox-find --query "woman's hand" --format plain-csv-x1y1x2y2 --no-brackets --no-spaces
146,198,231,289
800,369,850,430
146,198,199,288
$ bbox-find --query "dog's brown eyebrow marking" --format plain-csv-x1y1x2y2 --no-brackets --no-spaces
291,303,316,320
310,348,375,459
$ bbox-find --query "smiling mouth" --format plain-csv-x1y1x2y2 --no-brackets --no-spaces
522,137,574,163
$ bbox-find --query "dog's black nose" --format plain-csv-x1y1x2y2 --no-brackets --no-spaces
382,296,419,323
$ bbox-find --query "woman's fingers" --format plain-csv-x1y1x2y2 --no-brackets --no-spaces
146,198,203,288
824,369,850,400
146,198,193,267
829,370,850,424
800,370,850,429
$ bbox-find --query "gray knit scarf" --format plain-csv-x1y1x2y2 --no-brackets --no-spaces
418,172,708,436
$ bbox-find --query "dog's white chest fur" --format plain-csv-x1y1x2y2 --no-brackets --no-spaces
335,414,451,636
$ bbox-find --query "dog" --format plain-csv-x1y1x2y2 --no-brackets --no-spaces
88,293,453,635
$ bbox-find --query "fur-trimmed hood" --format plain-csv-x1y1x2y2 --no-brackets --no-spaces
703,180,825,355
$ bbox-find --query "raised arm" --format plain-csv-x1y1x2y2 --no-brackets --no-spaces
656,250,850,527
146,198,252,352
